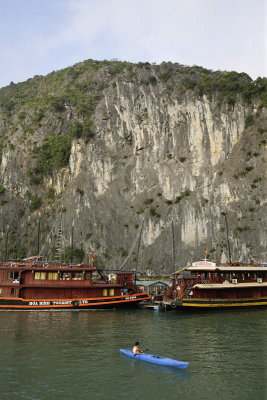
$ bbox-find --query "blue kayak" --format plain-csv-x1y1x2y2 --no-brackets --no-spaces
120,349,188,369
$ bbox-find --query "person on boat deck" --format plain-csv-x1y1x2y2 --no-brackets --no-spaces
133,341,143,354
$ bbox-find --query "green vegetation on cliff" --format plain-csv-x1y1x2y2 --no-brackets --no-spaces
1,60,266,117
0,59,266,266
27,135,71,184
0,59,266,185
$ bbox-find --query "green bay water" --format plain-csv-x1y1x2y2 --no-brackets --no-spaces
0,309,266,400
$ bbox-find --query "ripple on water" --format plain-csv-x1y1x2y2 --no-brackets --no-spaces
0,308,266,400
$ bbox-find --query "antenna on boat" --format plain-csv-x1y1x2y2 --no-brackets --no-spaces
221,212,232,263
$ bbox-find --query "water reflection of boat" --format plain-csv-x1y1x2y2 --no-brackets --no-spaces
0,257,150,310
120,352,189,379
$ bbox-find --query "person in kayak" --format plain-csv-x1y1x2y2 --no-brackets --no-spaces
133,341,143,354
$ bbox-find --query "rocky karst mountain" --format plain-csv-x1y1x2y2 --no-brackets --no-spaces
0,60,266,273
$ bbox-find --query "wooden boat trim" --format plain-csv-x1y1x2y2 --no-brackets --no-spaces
193,282,267,289
0,292,150,309
182,297,267,307
0,283,122,288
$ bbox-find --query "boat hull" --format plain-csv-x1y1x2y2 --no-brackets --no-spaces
0,293,150,310
120,349,188,369
168,297,267,310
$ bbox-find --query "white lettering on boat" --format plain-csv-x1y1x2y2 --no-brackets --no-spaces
28,301,72,306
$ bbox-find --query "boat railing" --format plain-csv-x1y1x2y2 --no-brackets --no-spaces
194,276,264,285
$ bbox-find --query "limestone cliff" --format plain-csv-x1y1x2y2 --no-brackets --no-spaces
0,60,266,272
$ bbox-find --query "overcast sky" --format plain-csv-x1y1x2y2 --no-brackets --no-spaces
0,0,266,88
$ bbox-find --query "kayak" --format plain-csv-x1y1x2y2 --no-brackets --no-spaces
120,349,188,369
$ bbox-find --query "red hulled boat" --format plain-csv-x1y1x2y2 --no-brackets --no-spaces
0,258,150,310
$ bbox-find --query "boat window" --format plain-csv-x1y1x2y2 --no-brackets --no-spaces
109,288,114,296
48,272,58,280
12,274,20,283
0,288,2,294
11,288,14,294
34,272,46,280
73,272,83,280
60,272,70,280
8,272,13,279
102,289,108,296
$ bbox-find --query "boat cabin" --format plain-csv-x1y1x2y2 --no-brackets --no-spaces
0,260,136,300
173,261,267,300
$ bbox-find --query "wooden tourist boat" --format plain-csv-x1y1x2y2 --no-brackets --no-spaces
163,260,267,310
0,258,150,310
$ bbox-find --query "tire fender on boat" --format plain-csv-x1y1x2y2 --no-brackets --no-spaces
171,300,177,309
72,300,79,308
159,301,166,312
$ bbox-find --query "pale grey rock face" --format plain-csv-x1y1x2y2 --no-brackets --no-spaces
0,63,266,273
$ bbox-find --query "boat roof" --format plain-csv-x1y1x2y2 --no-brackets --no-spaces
136,280,168,287
175,260,267,273
0,261,97,271
187,266,266,272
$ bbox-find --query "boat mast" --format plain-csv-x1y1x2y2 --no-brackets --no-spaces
222,212,232,263
135,218,144,274
54,209,63,262
171,220,176,273
37,211,41,256
118,218,144,271
70,221,74,264
4,224,9,261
